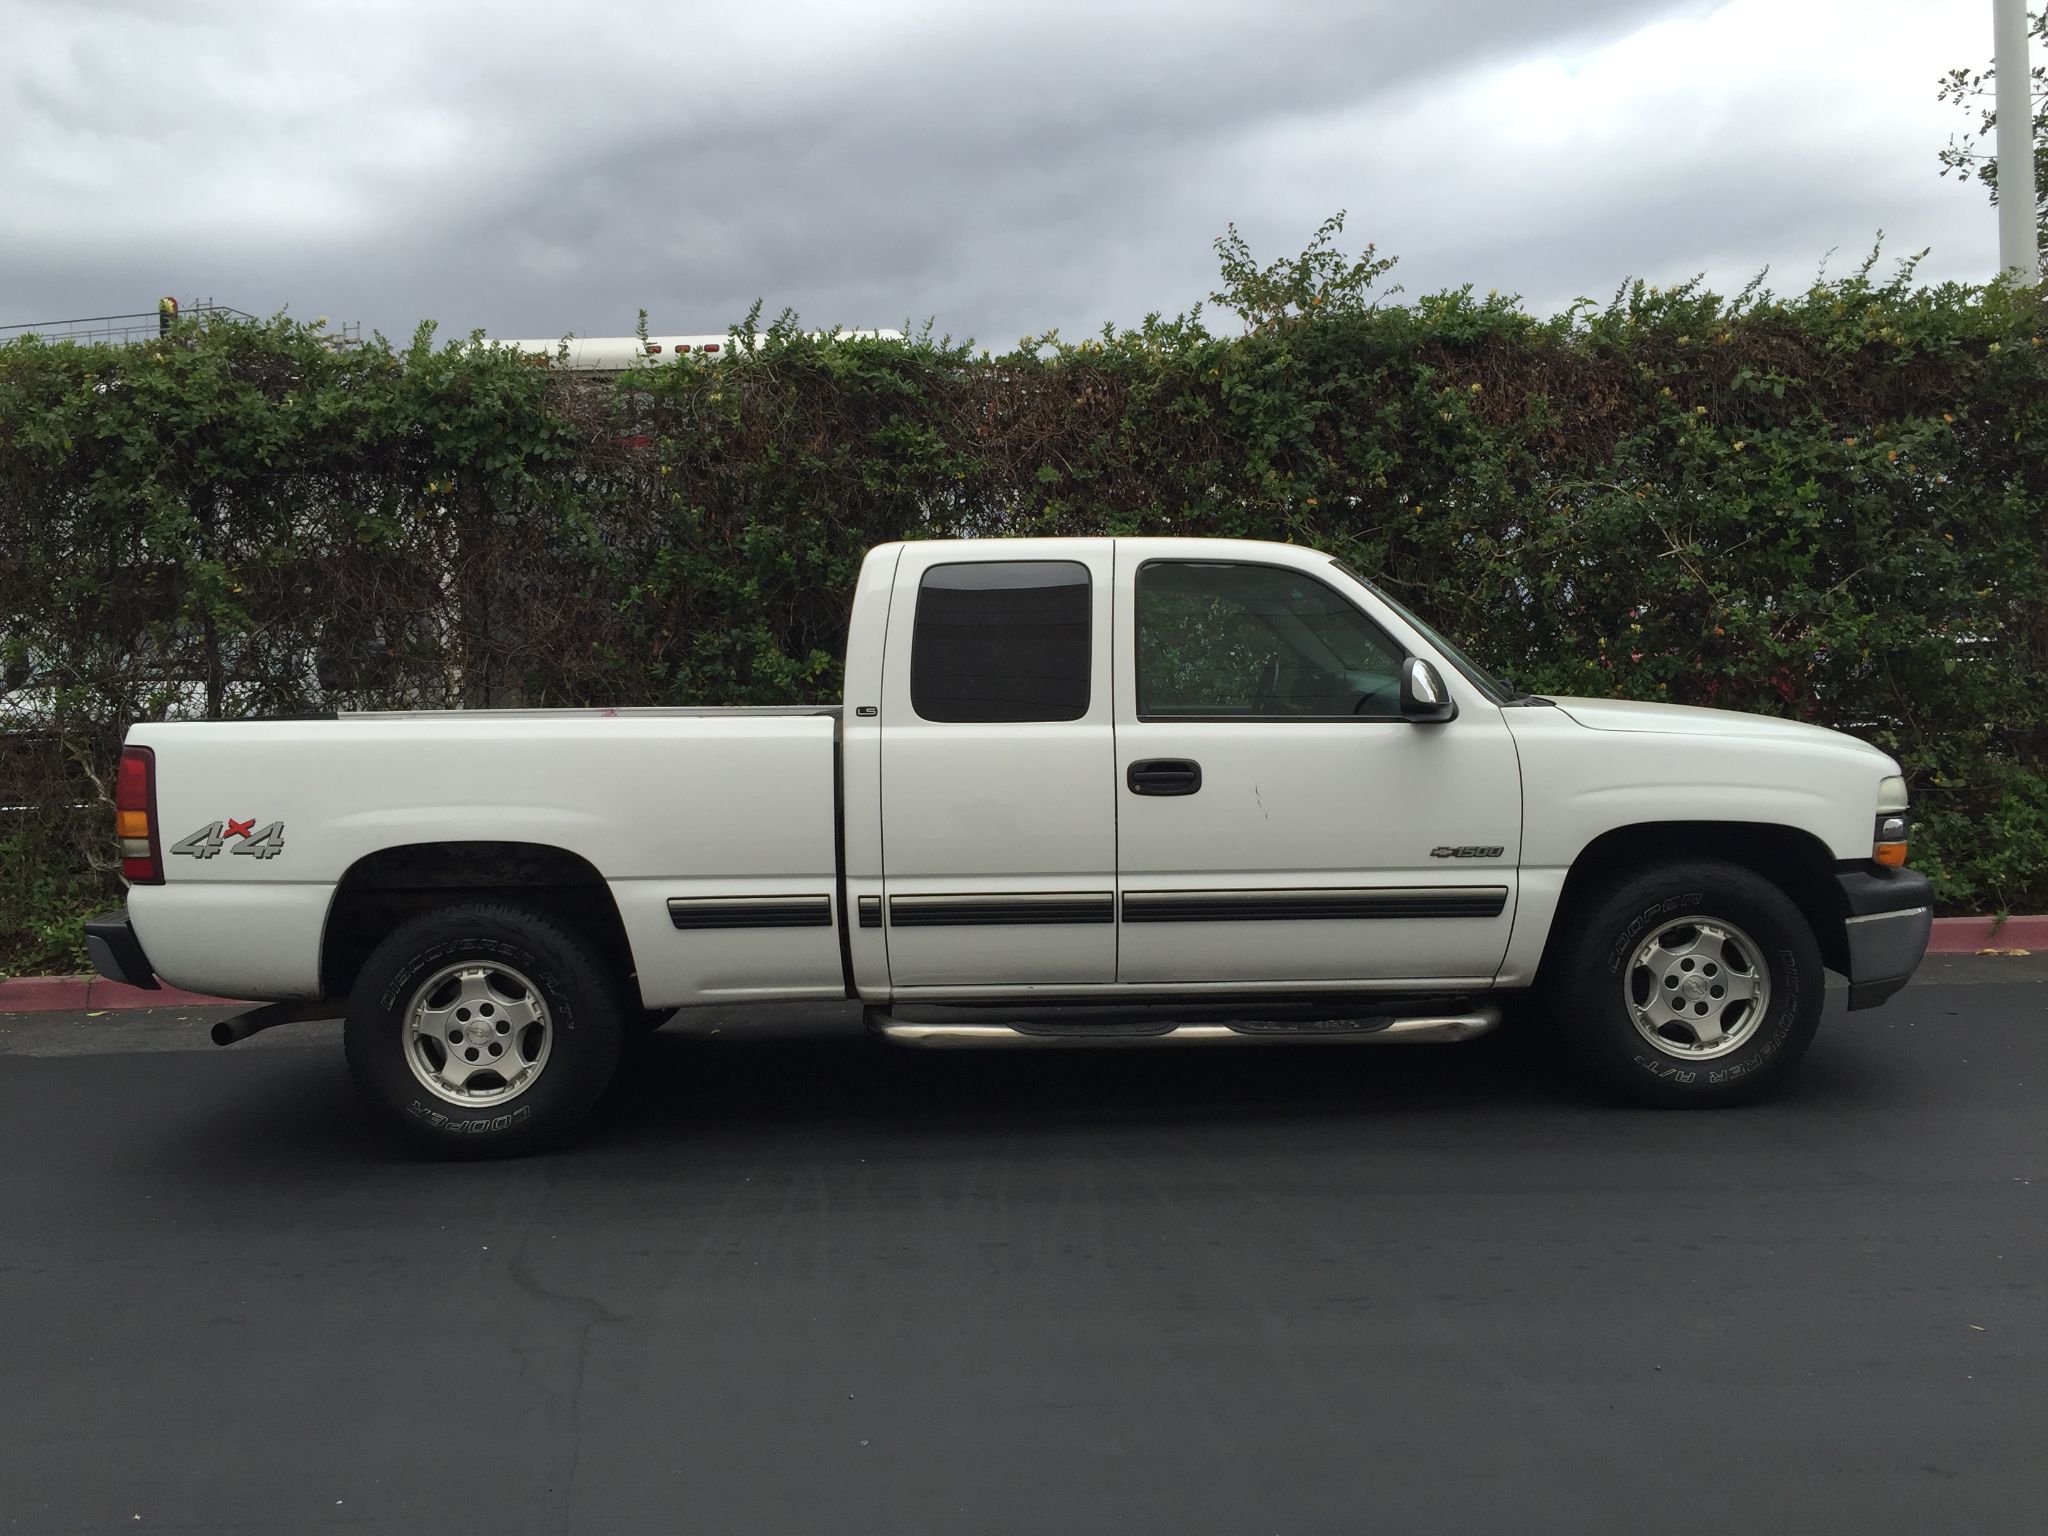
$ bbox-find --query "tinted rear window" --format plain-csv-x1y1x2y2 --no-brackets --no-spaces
910,561,1091,722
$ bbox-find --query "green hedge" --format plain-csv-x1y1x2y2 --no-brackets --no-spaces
3,267,2046,974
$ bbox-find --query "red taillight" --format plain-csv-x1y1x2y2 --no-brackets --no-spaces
646,342,663,354
116,745,163,884
702,342,719,354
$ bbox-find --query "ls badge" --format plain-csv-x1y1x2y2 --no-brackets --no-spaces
170,818,287,861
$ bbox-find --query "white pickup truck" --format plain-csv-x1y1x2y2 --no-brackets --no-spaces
87,537,1932,1155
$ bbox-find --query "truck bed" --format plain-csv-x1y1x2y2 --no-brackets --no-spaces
127,708,848,1005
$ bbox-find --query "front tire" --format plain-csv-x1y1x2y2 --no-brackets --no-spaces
344,903,626,1157
1550,859,1823,1107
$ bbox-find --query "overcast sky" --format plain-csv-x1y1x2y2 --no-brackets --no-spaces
0,0,2012,349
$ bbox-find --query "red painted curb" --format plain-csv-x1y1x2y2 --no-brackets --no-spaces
1927,915,2048,953
0,977,90,1012
0,976,245,1014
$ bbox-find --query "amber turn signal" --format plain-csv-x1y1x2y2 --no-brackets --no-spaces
1873,811,1909,867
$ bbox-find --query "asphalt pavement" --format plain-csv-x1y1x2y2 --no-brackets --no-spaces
1,958,2042,1534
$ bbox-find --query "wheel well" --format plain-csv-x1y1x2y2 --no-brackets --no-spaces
1540,822,1850,982
320,841,635,1001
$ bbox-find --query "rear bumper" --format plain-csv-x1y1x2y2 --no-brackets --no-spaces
83,910,158,991
1835,867,1933,1011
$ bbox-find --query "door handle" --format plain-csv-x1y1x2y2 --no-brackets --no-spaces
1126,758,1202,796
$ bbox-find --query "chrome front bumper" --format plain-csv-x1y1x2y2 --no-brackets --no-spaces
1835,867,1934,1011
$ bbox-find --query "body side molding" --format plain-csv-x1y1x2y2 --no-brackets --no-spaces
668,895,834,930
1120,887,1509,923
888,893,1115,928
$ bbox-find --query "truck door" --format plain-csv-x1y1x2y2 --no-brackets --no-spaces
878,541,1118,988
1112,549,1521,986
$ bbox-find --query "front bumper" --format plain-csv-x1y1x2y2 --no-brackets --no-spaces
1834,866,1933,1011
83,910,158,990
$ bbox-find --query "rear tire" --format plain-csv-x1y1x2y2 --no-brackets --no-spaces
1549,859,1823,1107
343,902,626,1157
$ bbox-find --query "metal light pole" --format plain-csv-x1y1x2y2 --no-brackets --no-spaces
1994,0,2039,284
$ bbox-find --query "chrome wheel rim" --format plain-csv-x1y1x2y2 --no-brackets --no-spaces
1624,916,1771,1060
402,961,553,1107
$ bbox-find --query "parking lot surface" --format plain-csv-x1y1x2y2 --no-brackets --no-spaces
1,958,2042,1534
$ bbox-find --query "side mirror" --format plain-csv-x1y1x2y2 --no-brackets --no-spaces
1399,657,1457,723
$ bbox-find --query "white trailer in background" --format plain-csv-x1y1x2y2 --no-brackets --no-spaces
487,331,906,372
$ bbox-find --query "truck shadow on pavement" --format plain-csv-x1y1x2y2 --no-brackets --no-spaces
606,1009,1578,1140
601,997,1906,1159
151,996,1904,1174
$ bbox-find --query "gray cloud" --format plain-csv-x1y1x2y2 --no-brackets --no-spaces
0,0,2008,348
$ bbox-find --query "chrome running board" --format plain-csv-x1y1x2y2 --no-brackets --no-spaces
867,1007,1500,1050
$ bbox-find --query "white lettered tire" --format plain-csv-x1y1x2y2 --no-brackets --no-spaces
343,903,626,1157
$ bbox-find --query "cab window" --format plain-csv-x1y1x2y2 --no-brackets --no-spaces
1136,561,1405,718
911,561,1091,722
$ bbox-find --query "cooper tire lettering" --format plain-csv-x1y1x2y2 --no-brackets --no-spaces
346,903,623,1158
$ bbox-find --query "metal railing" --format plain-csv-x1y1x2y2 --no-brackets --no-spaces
0,300,257,347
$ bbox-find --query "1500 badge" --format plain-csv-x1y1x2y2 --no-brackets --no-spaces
170,818,287,861
1431,844,1503,859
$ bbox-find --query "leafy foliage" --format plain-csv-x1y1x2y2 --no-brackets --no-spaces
1210,210,1400,331
3,240,2047,971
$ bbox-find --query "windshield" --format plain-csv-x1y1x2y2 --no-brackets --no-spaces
1330,560,1515,705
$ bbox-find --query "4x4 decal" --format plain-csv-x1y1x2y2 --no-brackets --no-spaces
170,819,287,861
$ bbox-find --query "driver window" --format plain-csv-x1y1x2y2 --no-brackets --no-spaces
1136,561,1406,718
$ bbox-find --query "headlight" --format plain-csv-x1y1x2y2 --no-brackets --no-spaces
1874,776,1910,867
